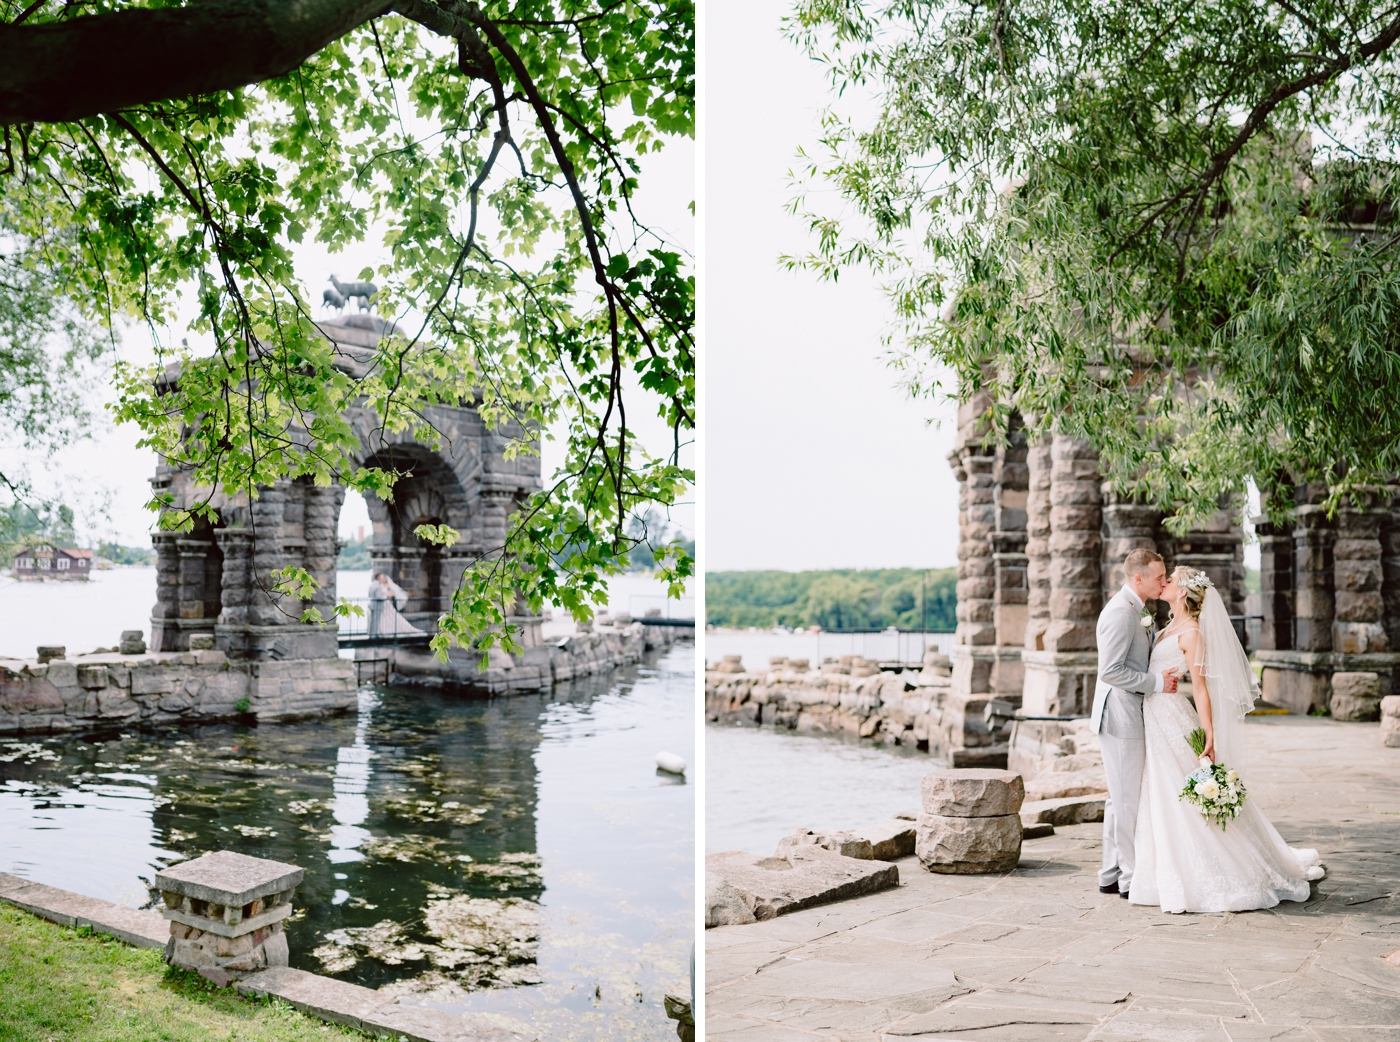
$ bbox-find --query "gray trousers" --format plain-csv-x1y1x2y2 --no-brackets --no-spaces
1098,730,1146,891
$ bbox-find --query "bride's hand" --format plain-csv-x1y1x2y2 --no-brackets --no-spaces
1202,733,1215,762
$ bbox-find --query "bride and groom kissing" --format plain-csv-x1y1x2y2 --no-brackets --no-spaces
1091,549,1325,913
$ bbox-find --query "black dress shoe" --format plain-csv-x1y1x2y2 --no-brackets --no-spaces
1098,881,1119,894
1119,890,1130,899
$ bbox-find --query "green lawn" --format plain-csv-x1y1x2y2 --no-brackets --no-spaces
0,904,364,1041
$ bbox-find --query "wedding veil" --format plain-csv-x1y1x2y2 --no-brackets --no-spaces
1191,584,1259,771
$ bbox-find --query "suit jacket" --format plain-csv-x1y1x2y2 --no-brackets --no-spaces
1089,589,1157,738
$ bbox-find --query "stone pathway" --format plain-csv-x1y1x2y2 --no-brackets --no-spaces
705,717,1400,1040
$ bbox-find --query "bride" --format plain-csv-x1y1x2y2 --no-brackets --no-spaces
1129,566,1325,913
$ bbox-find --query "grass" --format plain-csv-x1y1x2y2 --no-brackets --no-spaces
0,904,365,1041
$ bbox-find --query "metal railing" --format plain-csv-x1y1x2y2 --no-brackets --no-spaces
337,596,436,647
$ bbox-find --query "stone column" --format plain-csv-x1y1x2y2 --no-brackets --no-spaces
215,528,254,630
990,425,1029,698
149,532,183,651
248,485,288,626
951,444,996,699
1383,485,1400,654
303,484,345,618
1021,435,1101,716
1100,491,1161,606
1171,501,1247,619
479,486,517,555
1256,519,1294,651
1023,438,1052,652
1332,502,1388,655
1292,504,1336,653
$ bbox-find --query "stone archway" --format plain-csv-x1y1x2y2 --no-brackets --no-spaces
147,313,543,659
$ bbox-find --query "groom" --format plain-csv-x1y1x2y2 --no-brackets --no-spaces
1089,548,1179,899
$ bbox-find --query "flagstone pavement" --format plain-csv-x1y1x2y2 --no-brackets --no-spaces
705,716,1400,1041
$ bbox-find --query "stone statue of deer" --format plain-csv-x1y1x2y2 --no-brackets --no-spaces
322,286,346,312
328,274,378,312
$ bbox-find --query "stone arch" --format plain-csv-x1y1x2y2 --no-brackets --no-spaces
147,313,542,660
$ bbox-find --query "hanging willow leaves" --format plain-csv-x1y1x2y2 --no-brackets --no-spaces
787,0,1400,527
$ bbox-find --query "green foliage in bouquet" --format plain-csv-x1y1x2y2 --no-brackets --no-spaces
1180,729,1247,831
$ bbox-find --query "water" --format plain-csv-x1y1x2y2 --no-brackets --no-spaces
703,629,954,672
0,644,695,1041
0,569,691,661
704,723,939,855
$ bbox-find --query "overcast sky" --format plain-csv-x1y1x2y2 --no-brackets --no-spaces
702,0,961,573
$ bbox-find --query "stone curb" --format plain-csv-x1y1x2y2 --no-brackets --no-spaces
0,873,539,1042
1019,793,1107,826
0,871,168,948
236,967,534,1041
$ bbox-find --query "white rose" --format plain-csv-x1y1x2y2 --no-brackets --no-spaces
1226,769,1239,784
1198,780,1220,800
1140,614,1153,628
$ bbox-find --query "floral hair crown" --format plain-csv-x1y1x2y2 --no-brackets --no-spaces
1179,570,1214,593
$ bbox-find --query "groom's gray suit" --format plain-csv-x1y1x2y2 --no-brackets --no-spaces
1089,587,1161,893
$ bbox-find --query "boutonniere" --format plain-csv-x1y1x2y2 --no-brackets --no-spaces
1140,607,1155,631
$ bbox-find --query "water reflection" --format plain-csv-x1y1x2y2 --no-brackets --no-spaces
0,645,694,1040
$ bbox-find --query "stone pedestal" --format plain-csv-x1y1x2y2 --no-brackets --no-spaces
916,768,1025,873
1020,649,1100,717
156,850,303,987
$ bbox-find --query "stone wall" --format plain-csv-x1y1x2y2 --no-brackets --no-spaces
376,619,683,693
0,649,357,735
705,653,1011,768
1255,485,1400,718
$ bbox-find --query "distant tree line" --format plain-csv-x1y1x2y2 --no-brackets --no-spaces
706,568,957,631
338,536,372,570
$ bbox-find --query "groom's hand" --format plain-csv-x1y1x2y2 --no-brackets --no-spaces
1161,669,1180,693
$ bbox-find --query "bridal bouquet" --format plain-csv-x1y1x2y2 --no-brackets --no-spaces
1179,727,1247,830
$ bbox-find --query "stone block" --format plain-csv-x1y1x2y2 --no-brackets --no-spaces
706,847,899,920
851,818,917,861
921,768,1025,817
775,828,874,860
1020,795,1107,826
705,878,756,928
1,677,63,714
36,646,65,663
1382,694,1400,719
45,661,77,688
1049,589,1102,621
915,812,1022,873
1262,668,1330,716
1025,767,1108,801
76,665,107,690
131,668,175,696
188,634,216,651
96,688,141,718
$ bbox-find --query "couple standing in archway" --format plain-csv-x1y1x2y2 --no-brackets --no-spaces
367,573,426,638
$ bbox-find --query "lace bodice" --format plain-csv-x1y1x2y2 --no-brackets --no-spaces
1148,630,1188,676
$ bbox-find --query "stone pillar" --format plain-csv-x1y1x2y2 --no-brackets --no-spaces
1100,491,1161,608
479,486,517,554
1333,503,1389,654
215,528,254,630
1293,504,1336,653
149,532,183,652
1383,485,1400,655
248,485,288,627
155,850,302,987
303,483,345,618
950,444,997,699
990,426,1029,698
1023,438,1052,653
1021,436,1101,716
1171,501,1247,619
1256,518,1294,651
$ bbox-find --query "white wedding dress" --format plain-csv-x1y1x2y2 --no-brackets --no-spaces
1129,623,1324,913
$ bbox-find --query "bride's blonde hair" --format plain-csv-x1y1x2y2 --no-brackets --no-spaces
1172,566,1210,621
